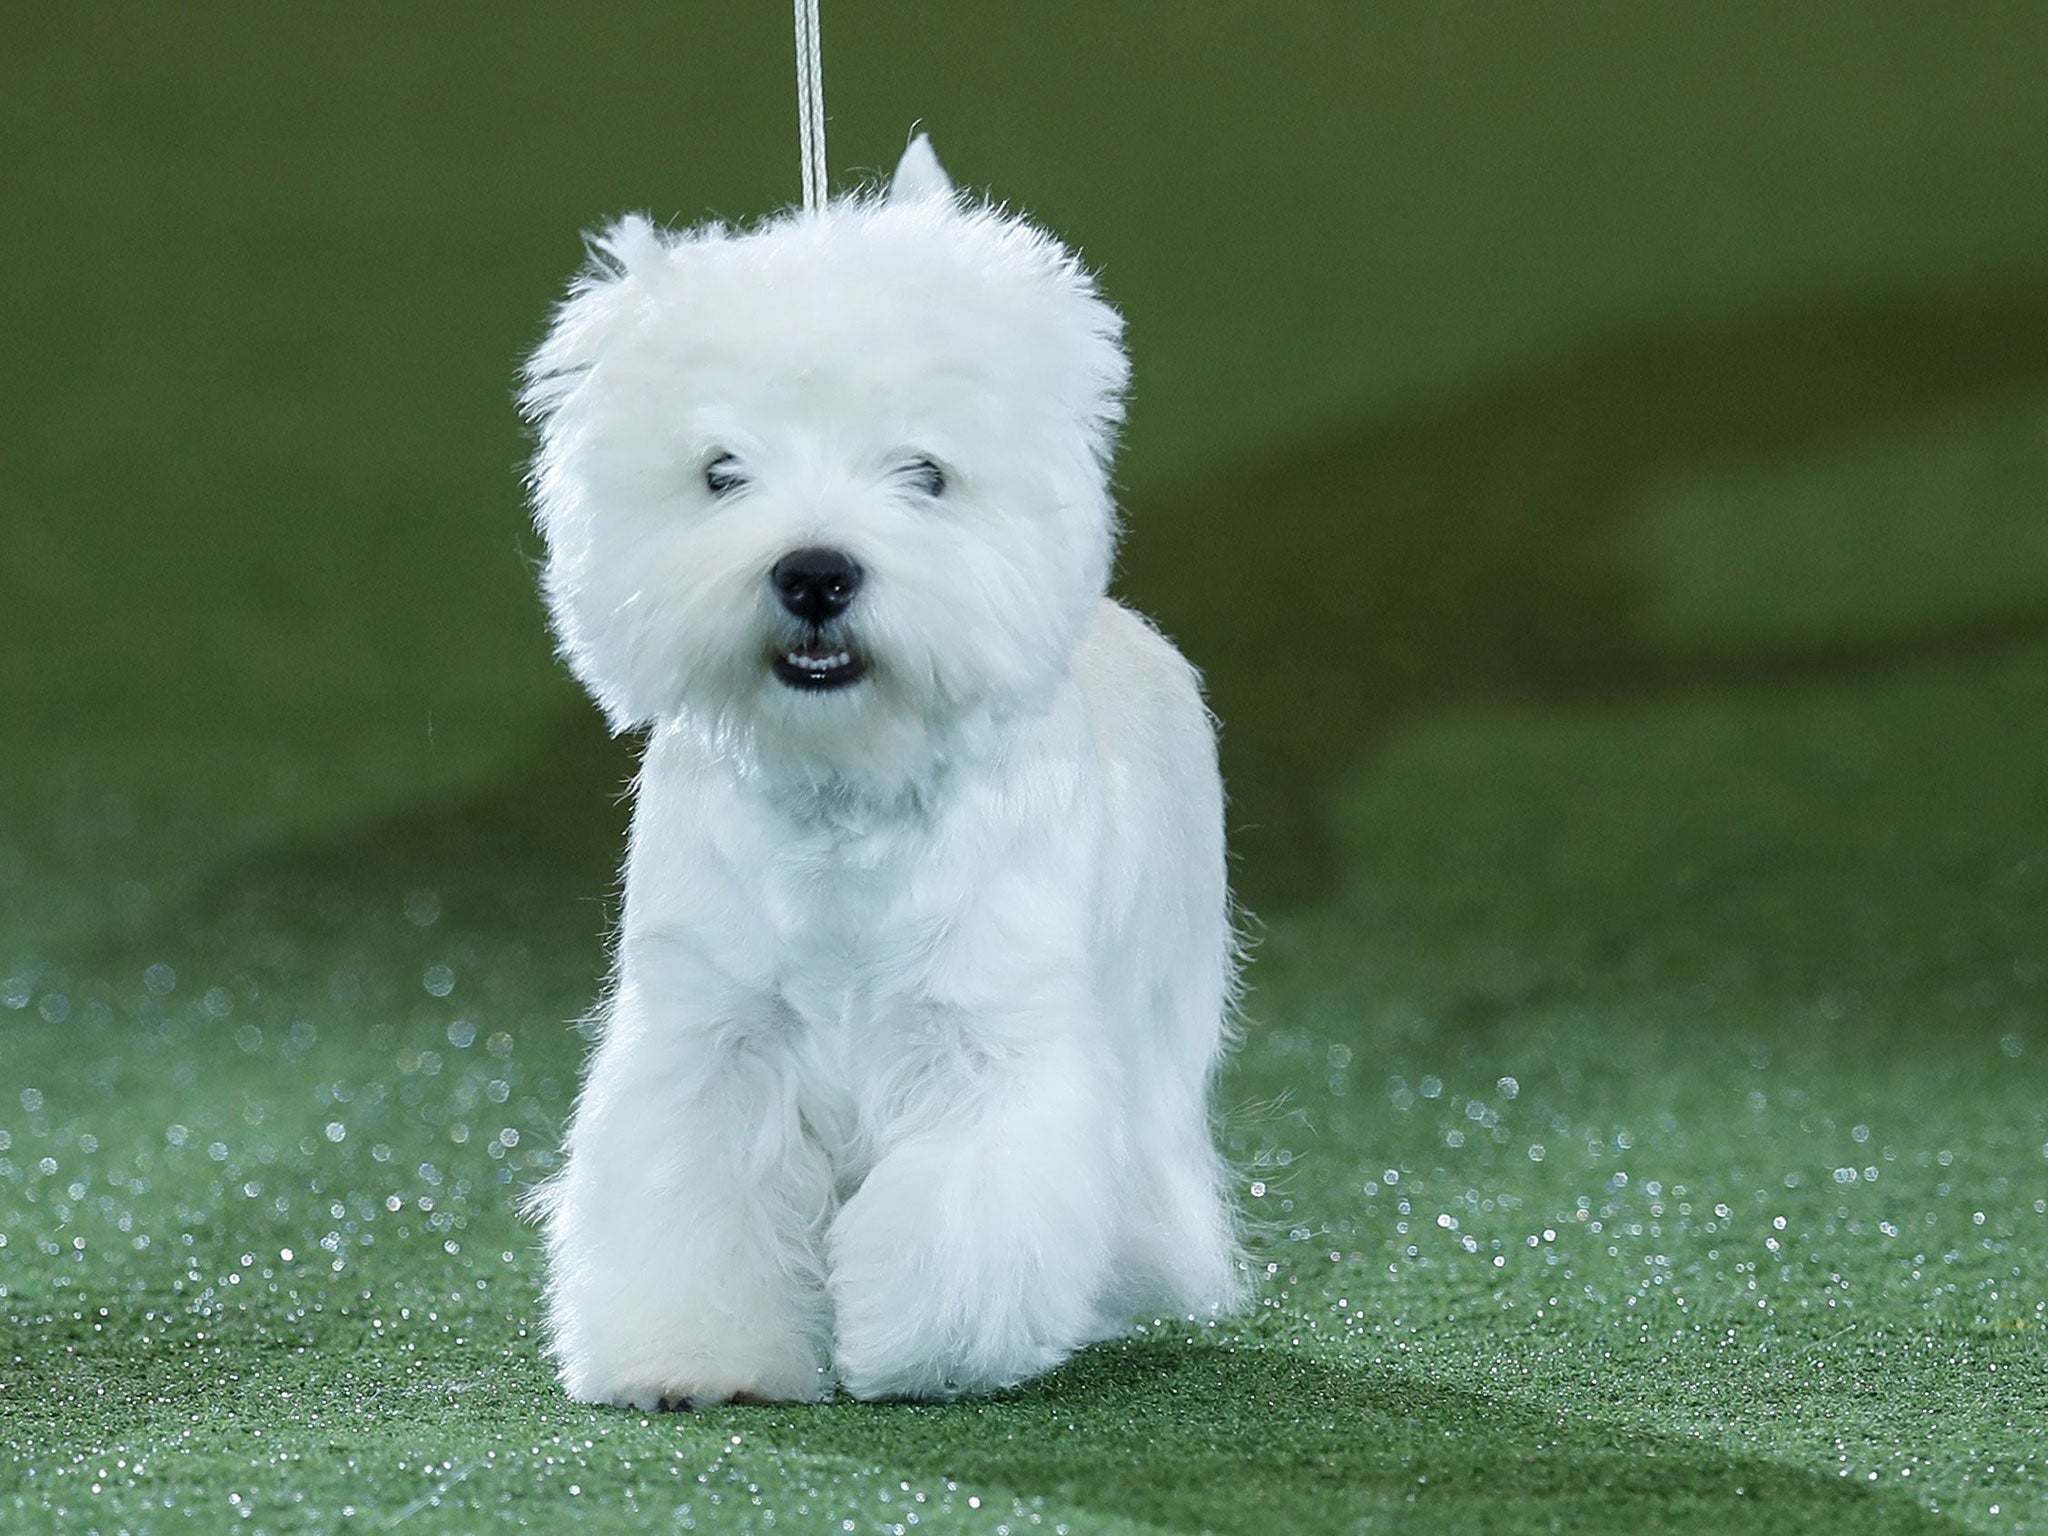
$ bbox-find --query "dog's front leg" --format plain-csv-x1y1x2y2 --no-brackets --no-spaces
828,1008,1123,1400
536,969,834,1409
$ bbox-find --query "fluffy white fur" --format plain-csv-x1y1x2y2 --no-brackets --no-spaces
520,136,1244,1405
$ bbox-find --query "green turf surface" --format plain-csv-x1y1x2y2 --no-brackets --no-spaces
5,4,2048,1532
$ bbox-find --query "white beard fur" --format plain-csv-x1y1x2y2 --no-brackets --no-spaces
520,135,1245,1405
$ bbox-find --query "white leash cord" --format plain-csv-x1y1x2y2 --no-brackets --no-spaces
794,0,827,212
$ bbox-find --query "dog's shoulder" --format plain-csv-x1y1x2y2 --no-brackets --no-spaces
1076,598,1205,706
1072,597,1217,777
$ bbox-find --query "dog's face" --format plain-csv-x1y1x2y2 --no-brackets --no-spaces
522,139,1128,780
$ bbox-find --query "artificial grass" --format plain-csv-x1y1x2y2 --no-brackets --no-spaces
5,4,2048,1532
9,637,2047,1534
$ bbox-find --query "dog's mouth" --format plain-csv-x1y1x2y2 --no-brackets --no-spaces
772,636,867,692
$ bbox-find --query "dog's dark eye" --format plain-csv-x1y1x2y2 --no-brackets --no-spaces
704,453,747,497
905,457,946,498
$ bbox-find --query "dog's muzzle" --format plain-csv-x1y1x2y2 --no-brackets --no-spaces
771,547,861,624
770,547,867,691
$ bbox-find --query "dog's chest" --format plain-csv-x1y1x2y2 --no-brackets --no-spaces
755,816,951,1037
751,819,961,1172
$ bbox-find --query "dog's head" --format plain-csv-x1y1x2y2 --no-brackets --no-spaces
521,137,1128,784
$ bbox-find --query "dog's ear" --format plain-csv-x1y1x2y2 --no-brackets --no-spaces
889,133,955,205
520,213,670,419
586,211,669,281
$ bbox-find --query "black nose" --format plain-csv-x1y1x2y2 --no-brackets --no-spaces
770,547,863,624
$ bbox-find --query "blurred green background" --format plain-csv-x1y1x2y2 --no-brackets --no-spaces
4,5,2047,1533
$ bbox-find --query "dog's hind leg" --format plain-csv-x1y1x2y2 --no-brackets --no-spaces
1103,964,1247,1325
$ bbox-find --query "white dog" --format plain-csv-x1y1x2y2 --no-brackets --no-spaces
520,136,1243,1405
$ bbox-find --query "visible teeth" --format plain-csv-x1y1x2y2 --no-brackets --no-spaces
785,650,851,670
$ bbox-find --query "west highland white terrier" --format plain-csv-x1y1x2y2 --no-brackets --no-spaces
520,136,1243,1405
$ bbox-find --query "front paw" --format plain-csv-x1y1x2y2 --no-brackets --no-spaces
826,1152,1092,1400
549,1278,833,1409
832,1297,1067,1402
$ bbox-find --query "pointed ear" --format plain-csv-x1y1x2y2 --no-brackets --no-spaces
889,132,955,204
589,211,669,278
520,214,669,419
